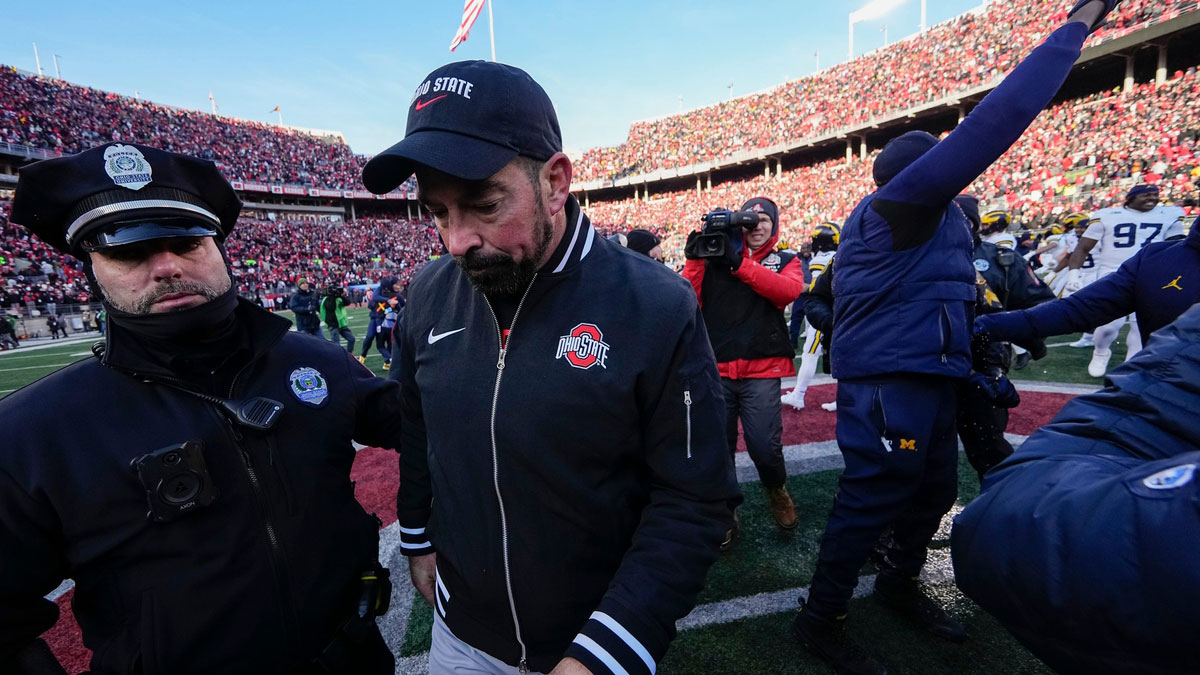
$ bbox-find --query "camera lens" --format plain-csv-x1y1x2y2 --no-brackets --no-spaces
159,474,202,505
163,452,182,466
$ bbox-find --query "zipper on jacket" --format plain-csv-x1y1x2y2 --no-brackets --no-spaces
684,388,693,460
483,275,538,675
939,304,951,364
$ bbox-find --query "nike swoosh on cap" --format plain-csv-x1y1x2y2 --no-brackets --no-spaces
428,327,467,344
414,95,449,111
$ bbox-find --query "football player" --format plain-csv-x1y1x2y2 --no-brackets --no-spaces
1066,184,1186,375
981,210,1017,249
782,222,839,411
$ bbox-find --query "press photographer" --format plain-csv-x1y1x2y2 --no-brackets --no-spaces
683,197,806,548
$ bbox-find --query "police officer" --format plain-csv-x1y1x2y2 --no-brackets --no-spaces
791,3,1116,673
955,195,1053,479
0,143,401,674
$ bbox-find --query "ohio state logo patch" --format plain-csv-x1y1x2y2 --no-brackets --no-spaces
556,323,610,370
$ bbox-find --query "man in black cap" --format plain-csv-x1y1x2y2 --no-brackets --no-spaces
364,60,739,675
0,142,401,674
625,228,663,261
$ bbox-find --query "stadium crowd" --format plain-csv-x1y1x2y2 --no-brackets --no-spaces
574,0,1198,182
0,66,368,188
225,215,442,301
587,67,1200,265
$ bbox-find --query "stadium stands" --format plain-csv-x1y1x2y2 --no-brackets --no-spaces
586,67,1200,265
0,67,367,189
573,0,1198,183
1,195,441,315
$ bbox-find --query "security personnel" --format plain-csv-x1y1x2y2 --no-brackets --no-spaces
0,143,400,674
791,3,1117,673
955,195,1053,479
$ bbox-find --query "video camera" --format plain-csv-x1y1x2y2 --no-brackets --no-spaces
694,209,760,259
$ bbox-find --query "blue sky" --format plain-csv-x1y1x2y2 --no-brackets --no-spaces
2,0,984,157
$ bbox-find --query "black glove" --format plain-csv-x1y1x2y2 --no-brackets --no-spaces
1067,0,1121,34
719,235,743,271
968,372,1021,409
684,231,704,260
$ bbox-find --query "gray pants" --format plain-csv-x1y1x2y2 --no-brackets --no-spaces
721,376,786,488
429,614,547,675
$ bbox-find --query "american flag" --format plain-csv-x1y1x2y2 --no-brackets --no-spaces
449,0,487,52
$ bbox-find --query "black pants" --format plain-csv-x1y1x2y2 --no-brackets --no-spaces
954,382,1013,480
721,376,787,488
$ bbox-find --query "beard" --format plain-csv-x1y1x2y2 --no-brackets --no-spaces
454,207,555,299
99,276,232,315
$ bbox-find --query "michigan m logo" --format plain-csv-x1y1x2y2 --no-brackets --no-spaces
898,439,916,451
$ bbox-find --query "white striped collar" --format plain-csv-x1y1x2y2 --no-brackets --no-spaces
541,196,595,275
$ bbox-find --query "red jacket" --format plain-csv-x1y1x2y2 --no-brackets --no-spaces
682,231,805,379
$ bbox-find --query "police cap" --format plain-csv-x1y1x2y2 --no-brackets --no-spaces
10,142,241,258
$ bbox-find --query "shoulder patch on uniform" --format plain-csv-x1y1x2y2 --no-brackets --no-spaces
973,259,991,272
1142,464,1194,490
289,366,329,406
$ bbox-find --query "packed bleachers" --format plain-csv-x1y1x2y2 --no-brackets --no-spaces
587,67,1200,266
224,215,442,300
574,0,1199,183
0,66,368,189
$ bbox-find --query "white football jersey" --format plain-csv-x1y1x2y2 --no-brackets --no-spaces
1082,205,1186,275
807,250,835,282
984,232,1017,249
1060,231,1096,271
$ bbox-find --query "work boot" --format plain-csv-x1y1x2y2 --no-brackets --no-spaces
766,485,798,530
1087,347,1112,378
781,388,805,411
872,573,966,642
791,598,887,675
719,507,740,553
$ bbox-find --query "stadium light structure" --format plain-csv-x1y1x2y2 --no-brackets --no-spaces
849,0,925,58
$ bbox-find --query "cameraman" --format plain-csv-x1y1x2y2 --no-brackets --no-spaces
684,197,806,544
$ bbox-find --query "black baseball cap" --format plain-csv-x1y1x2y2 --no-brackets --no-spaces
361,60,562,194
10,142,241,258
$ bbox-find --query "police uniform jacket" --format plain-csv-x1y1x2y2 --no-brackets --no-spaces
395,197,740,675
953,302,1200,674
0,299,402,674
972,240,1055,312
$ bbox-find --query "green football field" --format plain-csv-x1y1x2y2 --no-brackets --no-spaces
5,307,1133,674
